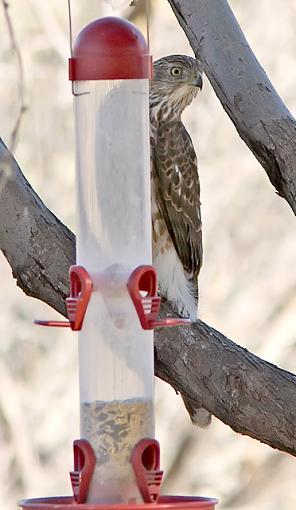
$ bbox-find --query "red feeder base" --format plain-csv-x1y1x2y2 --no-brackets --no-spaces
19,441,218,510
19,496,218,510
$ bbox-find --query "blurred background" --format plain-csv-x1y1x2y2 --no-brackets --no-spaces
1,1,296,509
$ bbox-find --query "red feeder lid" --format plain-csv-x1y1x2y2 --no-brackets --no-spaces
69,16,152,81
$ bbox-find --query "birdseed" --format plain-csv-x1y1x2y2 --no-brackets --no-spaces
81,398,154,503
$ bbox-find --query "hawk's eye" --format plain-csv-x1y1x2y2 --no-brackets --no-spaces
171,67,181,76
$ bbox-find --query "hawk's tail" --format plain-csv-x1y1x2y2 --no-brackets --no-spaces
181,393,212,427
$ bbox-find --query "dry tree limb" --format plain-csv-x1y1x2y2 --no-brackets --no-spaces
1,137,296,456
0,138,74,316
168,0,296,214
155,302,296,456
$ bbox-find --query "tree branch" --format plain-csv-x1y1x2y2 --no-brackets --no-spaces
168,0,296,214
155,303,296,456
0,138,75,316
1,137,296,456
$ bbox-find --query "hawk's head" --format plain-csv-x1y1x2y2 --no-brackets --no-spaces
150,55,203,123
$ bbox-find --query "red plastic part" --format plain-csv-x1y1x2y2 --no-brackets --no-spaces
35,266,93,331
66,266,93,330
34,321,71,328
127,266,191,330
19,495,218,509
130,438,163,503
69,440,96,504
69,17,152,81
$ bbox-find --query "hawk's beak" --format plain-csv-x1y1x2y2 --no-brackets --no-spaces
190,73,203,90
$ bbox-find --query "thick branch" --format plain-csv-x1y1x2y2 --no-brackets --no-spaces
168,0,296,214
1,138,296,456
155,303,296,456
0,138,75,316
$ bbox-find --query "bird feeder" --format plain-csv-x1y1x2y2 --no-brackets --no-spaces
19,15,218,510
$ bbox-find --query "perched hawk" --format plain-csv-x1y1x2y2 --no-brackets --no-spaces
150,55,210,427
150,55,203,321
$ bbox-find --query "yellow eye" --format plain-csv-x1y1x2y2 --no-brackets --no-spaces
171,67,181,76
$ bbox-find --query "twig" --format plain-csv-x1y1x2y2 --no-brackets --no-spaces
1,0,27,153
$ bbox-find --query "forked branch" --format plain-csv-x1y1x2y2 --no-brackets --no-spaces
1,138,296,456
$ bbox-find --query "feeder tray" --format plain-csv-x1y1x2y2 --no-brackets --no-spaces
19,439,217,510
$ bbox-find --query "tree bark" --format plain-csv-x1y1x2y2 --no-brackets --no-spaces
156,303,296,456
168,0,296,214
1,137,296,456
0,139,75,316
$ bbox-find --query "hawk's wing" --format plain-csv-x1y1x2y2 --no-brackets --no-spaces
152,120,203,276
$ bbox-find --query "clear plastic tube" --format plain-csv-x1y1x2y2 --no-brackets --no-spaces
73,79,154,503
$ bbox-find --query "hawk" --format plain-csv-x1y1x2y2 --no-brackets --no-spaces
150,55,203,321
150,55,210,426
